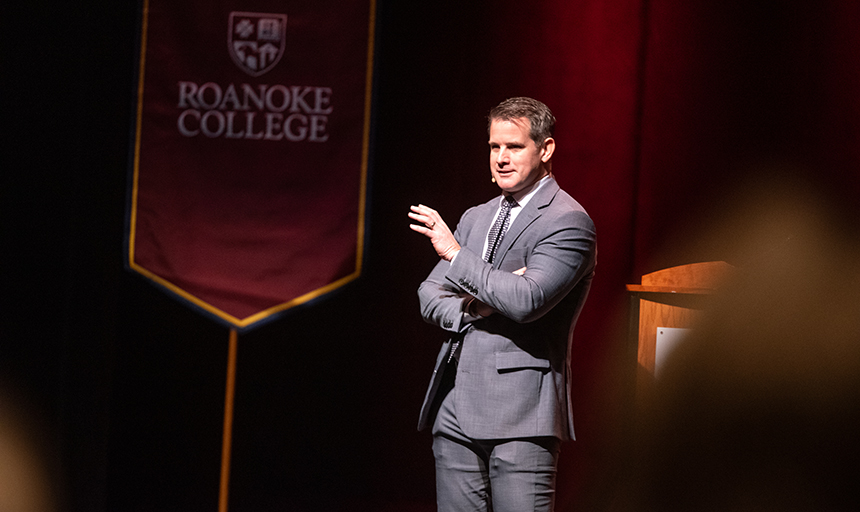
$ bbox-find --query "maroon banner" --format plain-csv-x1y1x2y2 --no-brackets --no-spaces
127,0,375,329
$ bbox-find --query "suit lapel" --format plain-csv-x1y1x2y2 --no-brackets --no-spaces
467,199,501,254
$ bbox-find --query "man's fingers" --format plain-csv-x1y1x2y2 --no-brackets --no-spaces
411,204,437,218
409,205,439,229
513,266,527,275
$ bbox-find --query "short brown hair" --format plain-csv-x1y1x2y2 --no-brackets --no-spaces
488,97,556,147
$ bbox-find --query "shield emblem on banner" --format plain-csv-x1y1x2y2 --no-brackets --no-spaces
228,11,288,77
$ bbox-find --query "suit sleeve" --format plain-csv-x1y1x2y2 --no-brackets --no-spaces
416,207,479,333
444,209,596,324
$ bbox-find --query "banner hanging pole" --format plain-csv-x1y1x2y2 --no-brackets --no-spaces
219,329,238,512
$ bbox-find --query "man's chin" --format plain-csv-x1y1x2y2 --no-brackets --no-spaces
495,178,520,193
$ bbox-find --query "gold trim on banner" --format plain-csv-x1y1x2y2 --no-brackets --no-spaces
356,0,377,275
128,0,149,271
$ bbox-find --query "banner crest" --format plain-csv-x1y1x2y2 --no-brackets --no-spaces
228,12,288,77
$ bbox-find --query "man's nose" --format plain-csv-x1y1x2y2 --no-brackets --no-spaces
496,148,510,165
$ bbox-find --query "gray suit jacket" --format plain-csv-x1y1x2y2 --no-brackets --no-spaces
417,177,596,441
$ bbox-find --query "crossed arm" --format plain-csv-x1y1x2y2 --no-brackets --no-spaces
410,203,596,330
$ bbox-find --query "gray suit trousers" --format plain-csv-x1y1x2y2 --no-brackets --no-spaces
432,369,560,512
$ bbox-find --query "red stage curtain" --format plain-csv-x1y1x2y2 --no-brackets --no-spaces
479,1,860,508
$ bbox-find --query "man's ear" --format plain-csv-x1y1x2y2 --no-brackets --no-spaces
540,138,555,163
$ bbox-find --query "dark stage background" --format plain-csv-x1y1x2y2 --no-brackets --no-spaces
4,1,860,511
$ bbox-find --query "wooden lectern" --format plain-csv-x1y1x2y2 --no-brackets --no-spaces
626,261,734,382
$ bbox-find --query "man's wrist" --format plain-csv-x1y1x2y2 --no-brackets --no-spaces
465,297,483,318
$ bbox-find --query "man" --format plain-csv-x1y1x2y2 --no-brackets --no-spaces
408,97,597,512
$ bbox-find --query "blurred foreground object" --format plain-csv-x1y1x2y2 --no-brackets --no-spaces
0,388,57,512
621,177,860,511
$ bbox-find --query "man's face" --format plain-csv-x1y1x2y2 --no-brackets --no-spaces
488,118,552,194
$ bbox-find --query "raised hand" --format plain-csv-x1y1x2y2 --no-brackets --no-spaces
409,204,461,261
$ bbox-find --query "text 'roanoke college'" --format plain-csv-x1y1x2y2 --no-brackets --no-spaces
176,81,333,142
